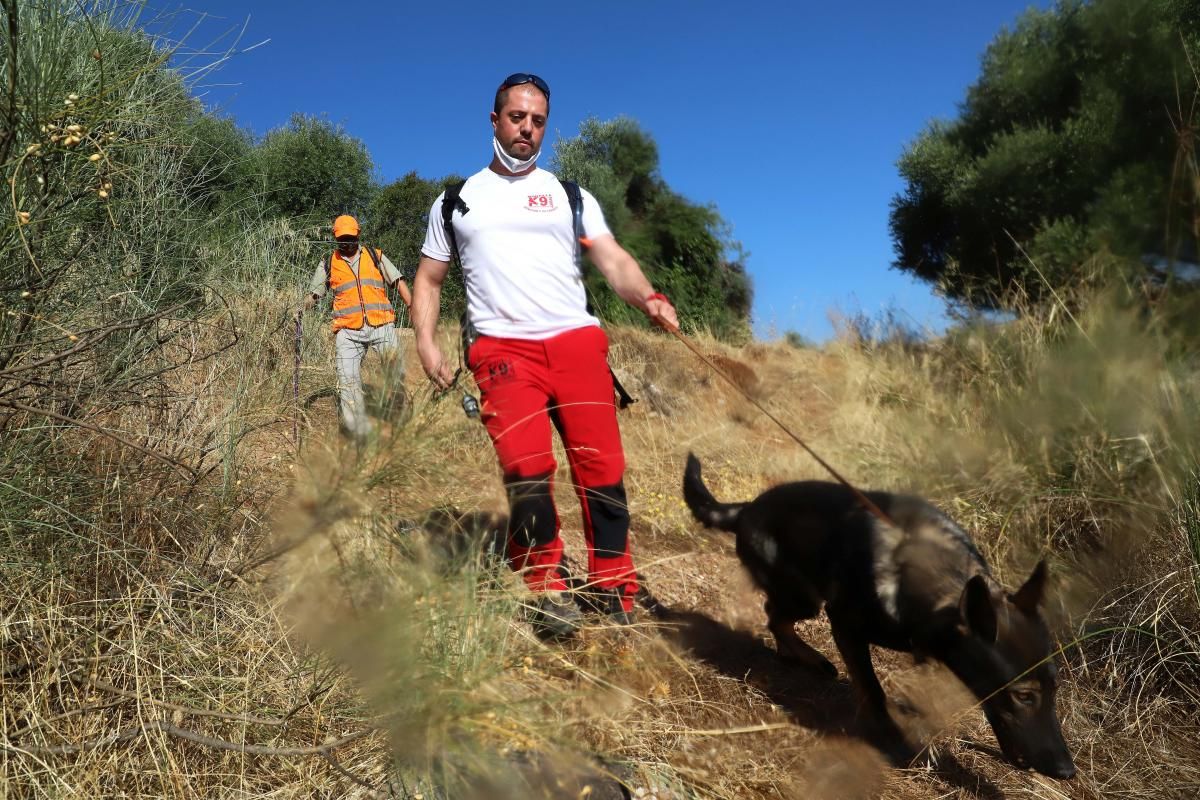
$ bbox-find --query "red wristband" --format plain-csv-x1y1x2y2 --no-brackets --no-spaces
645,292,670,306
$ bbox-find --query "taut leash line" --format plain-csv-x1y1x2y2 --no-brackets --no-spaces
664,326,895,527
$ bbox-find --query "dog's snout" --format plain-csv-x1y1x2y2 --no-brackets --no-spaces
1044,755,1076,780
1030,748,1076,780
995,726,1076,780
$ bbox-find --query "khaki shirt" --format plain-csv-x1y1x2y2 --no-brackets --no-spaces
308,247,404,299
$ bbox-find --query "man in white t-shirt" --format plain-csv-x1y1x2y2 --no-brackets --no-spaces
411,73,678,637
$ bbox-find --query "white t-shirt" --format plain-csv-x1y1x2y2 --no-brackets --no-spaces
421,167,611,339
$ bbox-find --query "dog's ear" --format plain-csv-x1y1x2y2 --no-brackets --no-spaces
1010,559,1048,616
960,574,998,643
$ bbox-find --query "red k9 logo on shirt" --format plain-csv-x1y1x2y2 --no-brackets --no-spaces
525,194,556,212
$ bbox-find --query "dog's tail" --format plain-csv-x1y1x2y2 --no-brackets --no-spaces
683,453,745,532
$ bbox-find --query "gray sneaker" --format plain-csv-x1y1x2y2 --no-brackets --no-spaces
529,592,583,638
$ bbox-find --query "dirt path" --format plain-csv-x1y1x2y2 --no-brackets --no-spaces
548,332,1089,799
297,325,1170,799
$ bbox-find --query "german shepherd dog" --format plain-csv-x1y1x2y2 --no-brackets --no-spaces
682,454,1075,779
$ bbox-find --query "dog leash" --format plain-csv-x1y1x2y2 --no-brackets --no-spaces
664,326,895,527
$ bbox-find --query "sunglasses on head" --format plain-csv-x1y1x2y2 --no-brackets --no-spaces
499,72,550,99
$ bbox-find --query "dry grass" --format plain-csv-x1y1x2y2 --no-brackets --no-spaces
4,287,1200,798
4,3,1198,794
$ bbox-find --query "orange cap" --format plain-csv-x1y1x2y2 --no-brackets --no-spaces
332,215,360,238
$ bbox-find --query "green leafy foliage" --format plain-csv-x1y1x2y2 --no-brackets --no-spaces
890,0,1200,309
553,116,752,340
178,112,255,211
369,171,465,318
253,112,375,221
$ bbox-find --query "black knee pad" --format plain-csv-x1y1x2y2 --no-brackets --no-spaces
505,472,557,549
584,481,630,558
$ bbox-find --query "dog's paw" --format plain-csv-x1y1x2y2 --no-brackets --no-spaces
858,712,917,766
777,645,838,678
789,651,837,679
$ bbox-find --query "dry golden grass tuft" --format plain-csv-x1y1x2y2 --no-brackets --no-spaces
6,287,1200,798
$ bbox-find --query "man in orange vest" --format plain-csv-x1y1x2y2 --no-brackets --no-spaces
301,214,411,441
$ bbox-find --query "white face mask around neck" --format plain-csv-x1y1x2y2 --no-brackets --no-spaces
493,135,539,174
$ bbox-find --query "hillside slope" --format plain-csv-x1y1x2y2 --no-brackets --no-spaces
281,319,1200,799
6,314,1198,799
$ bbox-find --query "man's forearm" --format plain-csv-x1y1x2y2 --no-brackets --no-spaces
396,279,413,308
412,273,443,344
588,236,657,311
306,259,330,298
605,253,655,311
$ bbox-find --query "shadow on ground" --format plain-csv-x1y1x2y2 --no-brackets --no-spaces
383,519,1007,799
647,600,1006,799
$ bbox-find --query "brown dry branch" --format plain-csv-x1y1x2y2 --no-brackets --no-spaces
65,672,305,728
0,300,194,378
0,399,197,478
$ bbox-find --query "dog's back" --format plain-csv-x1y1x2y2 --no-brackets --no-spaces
684,454,987,639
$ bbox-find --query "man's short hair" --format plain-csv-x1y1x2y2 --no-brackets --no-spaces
493,83,550,116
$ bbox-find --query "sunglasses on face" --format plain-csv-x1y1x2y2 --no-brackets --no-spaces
500,72,550,99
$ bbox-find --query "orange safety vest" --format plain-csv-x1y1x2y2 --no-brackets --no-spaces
328,247,395,332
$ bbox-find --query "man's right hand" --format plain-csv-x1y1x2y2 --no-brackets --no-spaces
417,339,456,390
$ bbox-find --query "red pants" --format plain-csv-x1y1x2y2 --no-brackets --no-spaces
468,325,637,612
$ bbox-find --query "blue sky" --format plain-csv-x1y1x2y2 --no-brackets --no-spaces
147,0,1048,341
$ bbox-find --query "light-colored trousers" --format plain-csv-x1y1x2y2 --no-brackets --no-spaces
334,323,405,440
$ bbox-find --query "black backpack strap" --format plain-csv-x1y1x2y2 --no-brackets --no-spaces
441,180,469,265
560,179,584,271
440,181,478,361
363,245,401,325
362,244,382,273
560,179,589,309
610,367,636,410
368,245,392,288
560,178,636,410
